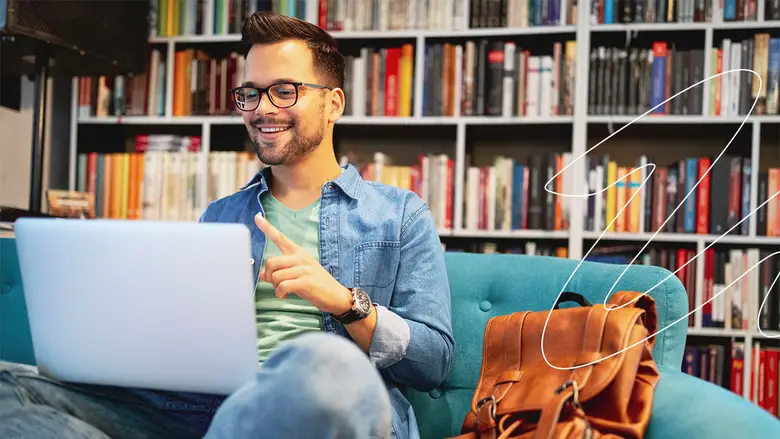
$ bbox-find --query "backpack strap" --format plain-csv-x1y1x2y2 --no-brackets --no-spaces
534,304,608,439
471,311,529,439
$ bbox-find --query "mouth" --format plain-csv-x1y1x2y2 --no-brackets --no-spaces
253,123,293,142
257,125,292,133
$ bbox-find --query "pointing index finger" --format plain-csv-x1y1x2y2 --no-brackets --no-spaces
255,213,296,254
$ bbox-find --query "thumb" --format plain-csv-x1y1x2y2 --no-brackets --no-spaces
255,213,296,253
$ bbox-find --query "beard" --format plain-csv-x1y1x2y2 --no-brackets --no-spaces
248,106,326,166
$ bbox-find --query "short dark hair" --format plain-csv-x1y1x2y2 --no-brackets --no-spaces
241,12,345,90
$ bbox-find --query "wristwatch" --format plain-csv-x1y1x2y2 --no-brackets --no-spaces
332,287,373,325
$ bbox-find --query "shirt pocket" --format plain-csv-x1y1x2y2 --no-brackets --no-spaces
353,241,401,289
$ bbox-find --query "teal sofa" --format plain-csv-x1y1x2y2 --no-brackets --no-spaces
2,238,780,438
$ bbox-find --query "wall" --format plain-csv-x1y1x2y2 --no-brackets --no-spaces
0,75,72,212
0,76,34,210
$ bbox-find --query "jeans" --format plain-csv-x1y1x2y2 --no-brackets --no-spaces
0,332,393,439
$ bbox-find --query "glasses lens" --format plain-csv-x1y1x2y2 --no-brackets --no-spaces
234,87,260,111
269,83,298,108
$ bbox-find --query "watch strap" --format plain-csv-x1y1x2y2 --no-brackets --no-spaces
333,308,363,325
332,288,371,325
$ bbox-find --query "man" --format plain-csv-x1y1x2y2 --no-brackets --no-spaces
0,10,454,439
200,9,455,439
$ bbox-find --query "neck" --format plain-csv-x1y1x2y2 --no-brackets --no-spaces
268,142,342,204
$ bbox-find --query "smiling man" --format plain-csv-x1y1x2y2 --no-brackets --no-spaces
0,10,453,439
201,11,455,439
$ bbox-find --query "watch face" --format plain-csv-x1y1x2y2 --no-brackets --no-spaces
355,289,372,315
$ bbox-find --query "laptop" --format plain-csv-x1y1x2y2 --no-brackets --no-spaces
12,218,259,395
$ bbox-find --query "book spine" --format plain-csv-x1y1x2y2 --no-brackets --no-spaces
651,42,668,114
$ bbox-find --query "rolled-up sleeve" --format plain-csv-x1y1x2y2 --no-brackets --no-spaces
367,200,455,392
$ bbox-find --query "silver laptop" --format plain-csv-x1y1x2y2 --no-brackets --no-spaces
12,218,259,395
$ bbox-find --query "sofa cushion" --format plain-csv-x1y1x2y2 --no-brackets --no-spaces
0,238,35,365
404,251,689,439
647,367,780,438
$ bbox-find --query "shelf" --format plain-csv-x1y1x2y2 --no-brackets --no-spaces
77,115,574,126
150,30,421,43
586,115,772,124
460,116,574,125
590,20,780,33
713,20,780,30
582,231,780,245
451,229,570,239
590,22,712,32
148,25,577,44
421,25,577,38
688,327,780,338
583,231,706,243
79,115,780,126
76,116,203,125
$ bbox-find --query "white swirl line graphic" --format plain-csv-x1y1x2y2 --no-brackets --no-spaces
540,68,780,371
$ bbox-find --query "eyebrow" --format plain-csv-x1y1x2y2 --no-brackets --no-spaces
241,78,298,88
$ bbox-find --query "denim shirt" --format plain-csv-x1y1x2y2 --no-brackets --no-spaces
199,163,455,438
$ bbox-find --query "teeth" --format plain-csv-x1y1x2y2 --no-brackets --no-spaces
260,126,291,133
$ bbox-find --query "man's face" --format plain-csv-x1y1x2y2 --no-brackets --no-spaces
240,40,329,165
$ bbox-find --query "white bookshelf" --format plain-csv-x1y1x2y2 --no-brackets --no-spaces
68,0,780,406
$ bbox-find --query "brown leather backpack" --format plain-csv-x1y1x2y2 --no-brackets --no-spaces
449,291,661,439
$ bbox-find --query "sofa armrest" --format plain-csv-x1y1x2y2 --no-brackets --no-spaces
444,252,689,371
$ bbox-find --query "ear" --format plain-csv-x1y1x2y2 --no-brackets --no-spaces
327,87,346,123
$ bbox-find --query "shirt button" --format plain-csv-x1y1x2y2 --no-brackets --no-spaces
249,258,255,264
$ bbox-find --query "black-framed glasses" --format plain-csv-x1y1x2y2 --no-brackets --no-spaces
230,81,331,111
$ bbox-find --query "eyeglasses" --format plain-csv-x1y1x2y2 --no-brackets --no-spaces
230,81,332,111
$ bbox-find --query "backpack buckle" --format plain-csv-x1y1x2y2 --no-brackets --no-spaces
554,380,582,410
555,380,592,438
476,395,496,421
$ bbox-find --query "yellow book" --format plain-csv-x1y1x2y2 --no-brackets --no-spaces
710,48,718,115
136,153,146,219
128,154,139,219
628,168,641,233
398,44,414,117
167,0,175,36
102,154,112,218
110,154,122,218
616,167,627,233
120,154,129,219
606,161,617,232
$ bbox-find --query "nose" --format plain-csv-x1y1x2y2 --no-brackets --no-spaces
255,92,279,116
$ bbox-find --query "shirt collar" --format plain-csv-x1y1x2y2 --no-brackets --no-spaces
240,163,362,200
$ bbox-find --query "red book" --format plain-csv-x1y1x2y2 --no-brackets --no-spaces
728,158,742,232
86,152,98,194
697,158,711,234
652,167,668,232
763,349,779,416
383,48,401,116
731,344,744,396
758,348,766,409
318,0,328,30
703,248,714,327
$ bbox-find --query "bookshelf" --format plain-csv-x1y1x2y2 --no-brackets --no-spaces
68,0,780,417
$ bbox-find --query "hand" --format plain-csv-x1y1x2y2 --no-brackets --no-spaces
255,213,353,316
